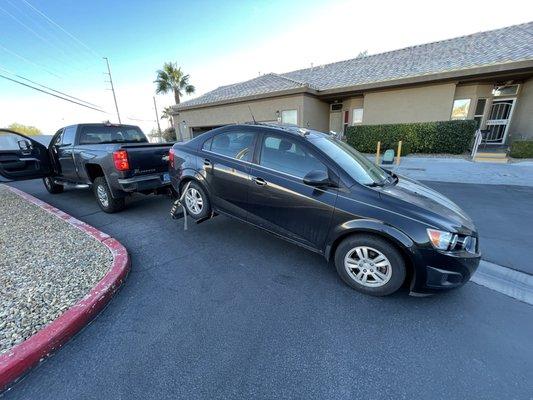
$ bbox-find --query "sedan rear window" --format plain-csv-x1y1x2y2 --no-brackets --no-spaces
208,132,255,162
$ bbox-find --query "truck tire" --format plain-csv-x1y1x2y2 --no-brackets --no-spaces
334,234,406,296
43,177,63,194
93,177,125,213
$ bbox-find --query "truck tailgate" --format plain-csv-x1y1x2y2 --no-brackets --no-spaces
121,143,172,175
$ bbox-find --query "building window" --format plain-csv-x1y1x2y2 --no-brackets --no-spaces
352,108,363,124
474,98,487,128
451,99,471,120
343,110,349,133
492,84,519,97
281,109,298,125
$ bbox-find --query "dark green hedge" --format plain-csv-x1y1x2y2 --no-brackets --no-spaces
510,140,533,158
345,120,477,155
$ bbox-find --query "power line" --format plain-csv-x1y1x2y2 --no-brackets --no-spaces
21,0,101,59
4,0,99,73
0,73,107,113
0,43,63,79
0,4,92,75
127,117,156,122
0,65,102,108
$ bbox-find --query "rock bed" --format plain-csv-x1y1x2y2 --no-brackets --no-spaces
0,186,112,355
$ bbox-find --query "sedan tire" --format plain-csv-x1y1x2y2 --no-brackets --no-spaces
182,181,211,220
334,234,406,296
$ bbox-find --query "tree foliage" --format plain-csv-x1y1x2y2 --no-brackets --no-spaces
8,123,41,136
154,62,195,104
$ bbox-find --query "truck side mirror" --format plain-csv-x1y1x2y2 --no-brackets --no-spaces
17,139,33,153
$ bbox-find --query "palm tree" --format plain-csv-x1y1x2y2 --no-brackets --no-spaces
161,106,174,128
154,62,195,104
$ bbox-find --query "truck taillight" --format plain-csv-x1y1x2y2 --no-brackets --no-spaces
113,150,130,171
169,148,175,168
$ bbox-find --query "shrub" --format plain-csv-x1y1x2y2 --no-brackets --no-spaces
345,120,477,155
509,140,533,158
161,127,177,142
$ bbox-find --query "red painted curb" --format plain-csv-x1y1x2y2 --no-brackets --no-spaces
0,186,131,392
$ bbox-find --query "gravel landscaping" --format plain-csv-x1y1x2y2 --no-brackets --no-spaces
0,185,112,355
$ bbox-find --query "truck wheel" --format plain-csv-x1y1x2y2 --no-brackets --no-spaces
93,177,125,213
43,177,63,194
182,181,211,220
334,234,406,296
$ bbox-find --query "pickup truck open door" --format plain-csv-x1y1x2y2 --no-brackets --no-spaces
0,129,52,181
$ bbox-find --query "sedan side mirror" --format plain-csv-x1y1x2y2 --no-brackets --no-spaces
303,170,335,188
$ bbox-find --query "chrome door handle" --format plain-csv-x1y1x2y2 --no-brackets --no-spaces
252,177,267,186
203,159,212,167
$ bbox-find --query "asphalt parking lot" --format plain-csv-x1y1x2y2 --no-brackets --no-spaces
4,179,533,400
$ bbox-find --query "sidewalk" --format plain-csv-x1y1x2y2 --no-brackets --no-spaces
387,156,533,186
0,185,130,392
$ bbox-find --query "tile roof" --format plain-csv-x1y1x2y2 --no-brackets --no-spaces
177,22,533,110
176,73,312,108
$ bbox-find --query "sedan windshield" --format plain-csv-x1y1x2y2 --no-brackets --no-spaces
311,136,390,186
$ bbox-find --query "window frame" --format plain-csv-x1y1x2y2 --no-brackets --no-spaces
281,109,298,125
450,98,471,120
61,126,77,147
51,129,64,147
473,98,487,129
352,108,364,125
256,132,329,181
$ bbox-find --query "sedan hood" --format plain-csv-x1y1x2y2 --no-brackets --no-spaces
378,175,476,233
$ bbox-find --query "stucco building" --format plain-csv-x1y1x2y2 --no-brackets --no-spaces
171,22,533,147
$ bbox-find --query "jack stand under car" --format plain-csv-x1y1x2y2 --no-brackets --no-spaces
170,181,214,230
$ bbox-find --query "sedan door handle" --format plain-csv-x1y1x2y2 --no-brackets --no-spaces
252,177,267,186
203,159,212,167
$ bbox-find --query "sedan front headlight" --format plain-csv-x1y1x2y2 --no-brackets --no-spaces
427,229,457,251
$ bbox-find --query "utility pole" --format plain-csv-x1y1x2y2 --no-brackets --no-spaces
153,96,162,141
103,57,121,124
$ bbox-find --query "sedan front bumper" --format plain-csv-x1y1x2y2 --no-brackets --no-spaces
410,248,481,295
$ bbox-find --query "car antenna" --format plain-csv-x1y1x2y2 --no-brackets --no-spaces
248,106,257,124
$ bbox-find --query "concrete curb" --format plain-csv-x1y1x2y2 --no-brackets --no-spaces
471,260,533,305
0,186,131,392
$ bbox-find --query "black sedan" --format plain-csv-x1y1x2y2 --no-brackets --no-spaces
168,124,480,296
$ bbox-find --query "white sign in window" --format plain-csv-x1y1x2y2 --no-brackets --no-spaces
451,99,471,120
281,109,298,125
352,108,364,124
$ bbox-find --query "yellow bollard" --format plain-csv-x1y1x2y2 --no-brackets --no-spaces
376,141,381,165
396,141,402,165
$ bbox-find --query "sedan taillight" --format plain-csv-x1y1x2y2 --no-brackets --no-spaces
113,150,130,171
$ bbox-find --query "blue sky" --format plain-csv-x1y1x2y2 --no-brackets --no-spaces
1,0,319,93
0,0,531,133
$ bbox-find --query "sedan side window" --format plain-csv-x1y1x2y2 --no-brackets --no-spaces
209,131,255,162
259,135,327,179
